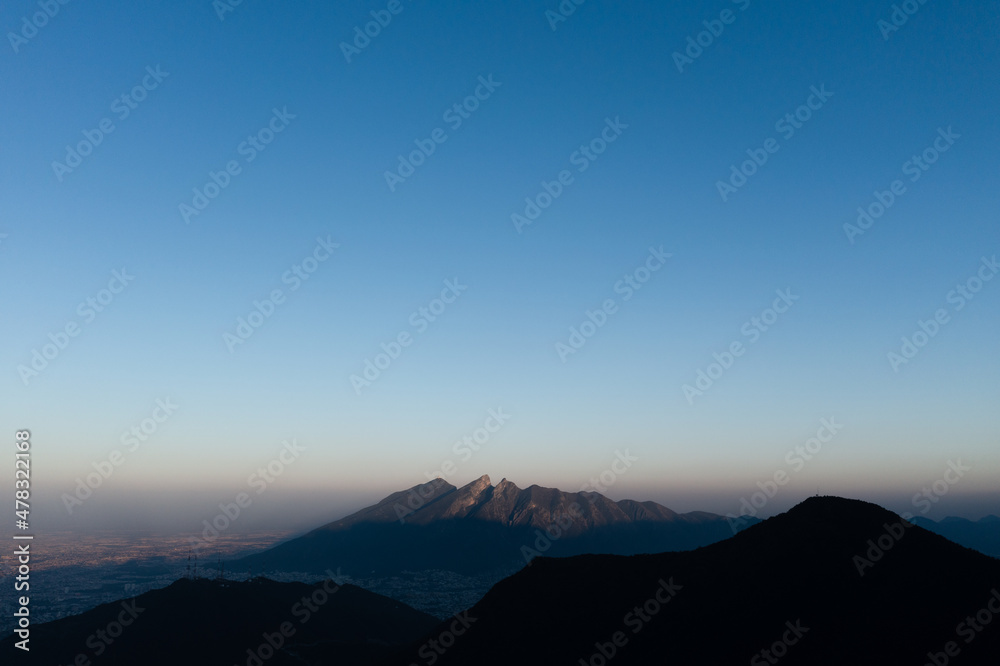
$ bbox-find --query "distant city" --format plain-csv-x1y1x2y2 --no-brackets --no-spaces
0,528,493,636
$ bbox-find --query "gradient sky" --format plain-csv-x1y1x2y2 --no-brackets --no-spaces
2,0,998,533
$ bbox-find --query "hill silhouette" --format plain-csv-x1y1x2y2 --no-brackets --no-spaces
382,496,1000,665
0,576,438,665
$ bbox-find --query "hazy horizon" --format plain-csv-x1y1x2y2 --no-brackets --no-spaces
28,473,1000,535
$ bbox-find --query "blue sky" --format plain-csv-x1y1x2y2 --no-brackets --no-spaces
2,0,998,532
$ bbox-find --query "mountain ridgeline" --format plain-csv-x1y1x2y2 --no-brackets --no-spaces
382,496,1000,666
233,474,750,577
911,514,1000,558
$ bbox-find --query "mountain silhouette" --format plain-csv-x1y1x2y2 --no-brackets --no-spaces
0,576,438,665
382,496,1000,665
233,474,751,578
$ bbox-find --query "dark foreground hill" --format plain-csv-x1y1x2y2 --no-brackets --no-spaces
382,496,1000,666
0,576,438,666
233,474,750,578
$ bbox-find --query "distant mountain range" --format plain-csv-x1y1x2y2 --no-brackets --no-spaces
232,474,752,578
911,514,1000,558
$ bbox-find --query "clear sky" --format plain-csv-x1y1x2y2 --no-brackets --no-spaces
2,0,998,533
